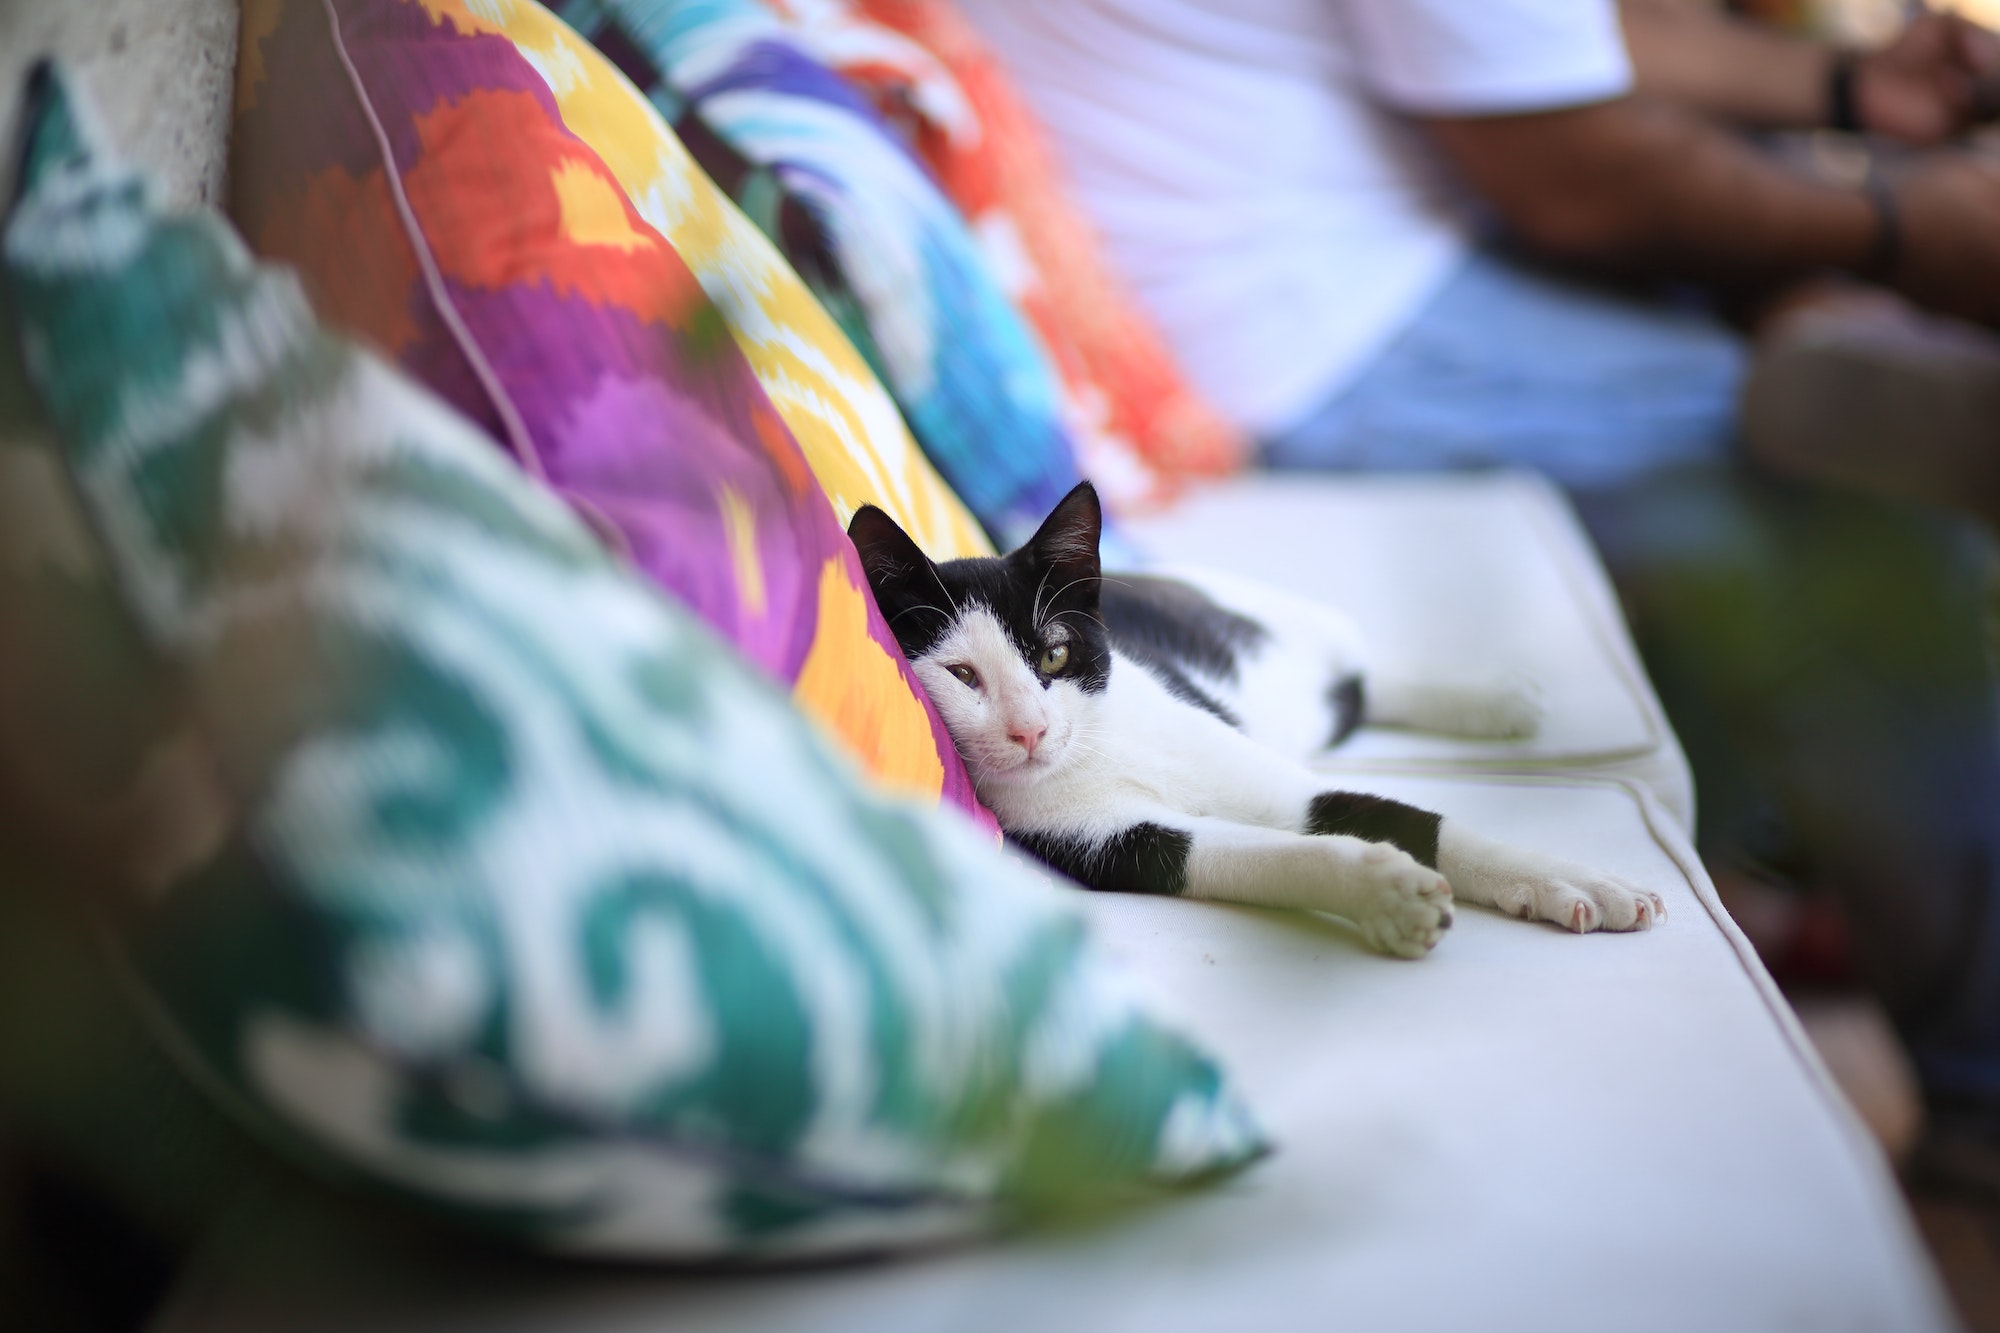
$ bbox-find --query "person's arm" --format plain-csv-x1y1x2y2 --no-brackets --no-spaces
1618,0,1829,130
1422,96,2000,323
1619,0,2000,143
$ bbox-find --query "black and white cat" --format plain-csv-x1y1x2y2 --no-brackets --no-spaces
849,481,1664,958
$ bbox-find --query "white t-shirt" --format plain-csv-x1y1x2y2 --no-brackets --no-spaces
955,0,1634,435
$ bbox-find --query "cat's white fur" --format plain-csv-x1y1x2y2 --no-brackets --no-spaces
913,591,1661,958
1157,567,1546,753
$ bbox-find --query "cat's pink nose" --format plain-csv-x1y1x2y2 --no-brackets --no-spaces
1009,722,1047,758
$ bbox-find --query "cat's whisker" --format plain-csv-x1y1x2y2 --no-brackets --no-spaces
889,603,951,627
1032,572,1107,626
1054,607,1108,631
1046,575,1105,603
924,562,963,619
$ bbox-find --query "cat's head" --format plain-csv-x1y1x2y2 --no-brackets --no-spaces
849,482,1109,791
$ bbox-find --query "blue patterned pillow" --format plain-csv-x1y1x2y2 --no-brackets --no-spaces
1,64,1261,1258
556,0,1112,550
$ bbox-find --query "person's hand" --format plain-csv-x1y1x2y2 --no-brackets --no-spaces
1884,150,2000,324
1854,11,2000,145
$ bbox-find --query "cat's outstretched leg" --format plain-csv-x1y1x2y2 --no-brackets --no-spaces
1012,805,1455,958
1185,818,1455,957
1081,691,1660,941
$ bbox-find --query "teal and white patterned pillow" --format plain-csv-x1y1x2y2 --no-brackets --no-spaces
0,64,1264,1259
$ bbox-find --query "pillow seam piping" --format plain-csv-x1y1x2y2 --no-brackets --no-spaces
316,0,549,484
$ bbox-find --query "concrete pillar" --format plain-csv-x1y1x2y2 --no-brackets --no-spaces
0,0,240,209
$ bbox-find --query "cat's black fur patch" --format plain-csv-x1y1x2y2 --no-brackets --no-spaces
1136,658,1240,726
1327,674,1365,747
1011,823,1193,897
1307,791,1442,868
851,483,1113,693
1100,575,1268,684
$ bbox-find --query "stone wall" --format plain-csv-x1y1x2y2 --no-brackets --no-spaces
0,0,239,209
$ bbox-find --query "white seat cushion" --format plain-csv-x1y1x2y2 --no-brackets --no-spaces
1124,472,1695,829
148,774,1946,1333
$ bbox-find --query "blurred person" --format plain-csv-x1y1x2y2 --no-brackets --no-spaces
957,0,2000,1192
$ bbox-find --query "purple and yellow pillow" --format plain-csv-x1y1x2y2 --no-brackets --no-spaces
232,0,987,818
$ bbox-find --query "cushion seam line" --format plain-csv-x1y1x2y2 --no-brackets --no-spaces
316,0,548,484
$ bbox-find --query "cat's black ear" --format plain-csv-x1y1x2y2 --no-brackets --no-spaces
847,504,935,601
1025,481,1102,592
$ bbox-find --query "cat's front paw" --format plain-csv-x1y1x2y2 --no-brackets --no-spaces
1345,843,1454,958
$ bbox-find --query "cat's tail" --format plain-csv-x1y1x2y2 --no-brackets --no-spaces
1364,670,1544,740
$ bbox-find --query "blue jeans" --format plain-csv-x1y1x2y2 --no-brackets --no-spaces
1268,250,2000,1112
1264,251,1744,490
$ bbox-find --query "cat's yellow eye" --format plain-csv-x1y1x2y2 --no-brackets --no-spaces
948,663,980,688
1039,644,1070,675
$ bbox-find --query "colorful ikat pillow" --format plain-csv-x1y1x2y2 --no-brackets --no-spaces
2,63,1265,1259
232,0,990,815
554,0,1120,545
